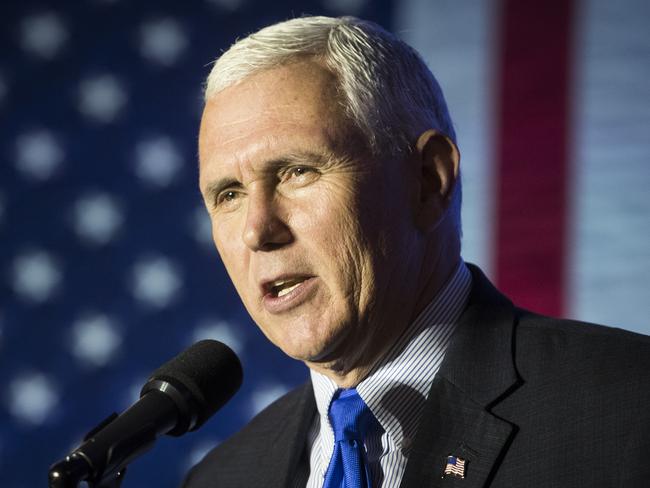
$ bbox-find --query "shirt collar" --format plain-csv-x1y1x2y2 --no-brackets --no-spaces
310,260,472,450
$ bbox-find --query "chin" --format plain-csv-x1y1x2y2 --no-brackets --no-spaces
277,341,329,362
270,332,337,363
262,311,355,363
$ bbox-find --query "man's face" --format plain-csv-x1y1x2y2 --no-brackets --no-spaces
198,61,423,368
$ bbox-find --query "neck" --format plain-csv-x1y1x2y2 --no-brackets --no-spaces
307,240,461,388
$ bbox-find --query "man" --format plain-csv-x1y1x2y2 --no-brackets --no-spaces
184,16,650,488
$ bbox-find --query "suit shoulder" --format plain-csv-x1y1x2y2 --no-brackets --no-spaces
182,382,313,487
518,309,650,342
504,309,650,476
516,308,650,347
514,309,650,378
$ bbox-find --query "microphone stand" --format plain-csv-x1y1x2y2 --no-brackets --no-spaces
48,413,127,488
48,340,242,487
48,459,126,488
48,384,180,488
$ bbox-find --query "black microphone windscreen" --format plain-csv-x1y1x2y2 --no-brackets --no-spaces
144,340,243,430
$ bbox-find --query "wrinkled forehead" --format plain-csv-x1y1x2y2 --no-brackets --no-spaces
197,61,364,179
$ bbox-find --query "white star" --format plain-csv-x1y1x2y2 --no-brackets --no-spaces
78,74,127,123
249,383,289,417
323,0,367,15
192,319,245,356
8,373,59,426
20,12,68,59
206,0,245,11
134,136,183,187
70,314,122,367
15,130,65,181
191,206,214,247
12,250,62,303
73,192,124,245
131,255,182,307
140,18,188,67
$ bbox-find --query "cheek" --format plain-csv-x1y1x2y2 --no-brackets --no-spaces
212,218,249,288
290,192,373,293
291,190,362,257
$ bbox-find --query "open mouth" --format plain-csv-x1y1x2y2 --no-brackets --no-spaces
268,277,308,298
261,275,317,313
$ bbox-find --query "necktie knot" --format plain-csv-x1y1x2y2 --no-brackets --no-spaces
328,389,376,443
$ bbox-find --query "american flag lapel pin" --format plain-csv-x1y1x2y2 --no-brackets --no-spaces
442,455,467,479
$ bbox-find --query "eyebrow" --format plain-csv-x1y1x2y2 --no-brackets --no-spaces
202,150,334,202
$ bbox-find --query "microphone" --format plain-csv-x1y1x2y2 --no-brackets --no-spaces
48,340,243,488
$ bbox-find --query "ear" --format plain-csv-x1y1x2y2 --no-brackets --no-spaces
412,129,460,231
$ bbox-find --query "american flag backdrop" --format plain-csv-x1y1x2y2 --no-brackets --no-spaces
0,1,648,487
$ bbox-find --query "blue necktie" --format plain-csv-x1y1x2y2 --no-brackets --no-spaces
322,388,378,488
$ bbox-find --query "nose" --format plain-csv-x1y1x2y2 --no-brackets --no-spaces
242,189,292,251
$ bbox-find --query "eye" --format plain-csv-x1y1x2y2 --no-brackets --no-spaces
216,190,240,207
289,166,310,178
283,166,319,184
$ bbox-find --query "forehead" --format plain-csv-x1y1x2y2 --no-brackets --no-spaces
198,61,349,182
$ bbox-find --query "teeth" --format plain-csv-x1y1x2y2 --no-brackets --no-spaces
277,282,301,297
270,278,305,297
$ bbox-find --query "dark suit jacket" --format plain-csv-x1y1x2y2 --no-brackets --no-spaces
183,265,650,487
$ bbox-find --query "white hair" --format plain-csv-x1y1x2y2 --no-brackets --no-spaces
204,15,461,234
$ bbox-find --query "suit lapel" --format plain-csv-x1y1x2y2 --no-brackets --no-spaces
401,265,521,488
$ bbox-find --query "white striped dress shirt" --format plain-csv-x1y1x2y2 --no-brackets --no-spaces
303,261,471,488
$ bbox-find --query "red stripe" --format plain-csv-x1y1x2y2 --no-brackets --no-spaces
494,1,575,316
